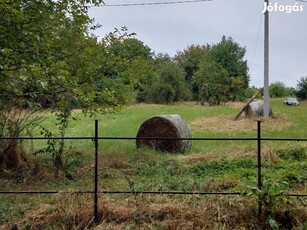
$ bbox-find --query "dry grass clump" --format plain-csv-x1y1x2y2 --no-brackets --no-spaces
5,203,62,230
179,144,257,165
101,153,132,170
202,176,244,192
4,192,306,229
190,113,292,134
93,195,260,229
178,153,218,164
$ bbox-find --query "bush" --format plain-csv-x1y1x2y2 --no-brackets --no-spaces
142,62,192,104
269,82,289,98
277,147,306,161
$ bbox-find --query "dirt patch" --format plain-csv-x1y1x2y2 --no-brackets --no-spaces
190,113,292,134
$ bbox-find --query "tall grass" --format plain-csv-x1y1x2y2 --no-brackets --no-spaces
1,99,307,229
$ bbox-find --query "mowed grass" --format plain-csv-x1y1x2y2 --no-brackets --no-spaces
1,98,307,229
30,98,307,154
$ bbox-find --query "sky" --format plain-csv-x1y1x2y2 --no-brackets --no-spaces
88,0,307,88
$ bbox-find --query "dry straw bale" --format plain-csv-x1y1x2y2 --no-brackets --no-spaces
136,115,192,153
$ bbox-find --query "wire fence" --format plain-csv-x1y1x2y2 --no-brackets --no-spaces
1,120,307,223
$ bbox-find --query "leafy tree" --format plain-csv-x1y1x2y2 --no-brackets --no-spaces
269,81,289,98
174,44,209,81
209,36,249,88
97,31,156,103
208,36,249,101
143,62,192,104
174,37,249,103
174,44,209,98
296,76,307,100
153,53,172,69
193,58,229,105
0,0,140,173
287,87,296,97
110,37,154,60
245,86,261,99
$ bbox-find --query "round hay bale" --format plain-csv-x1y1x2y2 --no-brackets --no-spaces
136,115,192,153
244,100,273,117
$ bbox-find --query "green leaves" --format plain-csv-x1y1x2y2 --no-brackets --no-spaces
296,76,307,100
174,36,249,105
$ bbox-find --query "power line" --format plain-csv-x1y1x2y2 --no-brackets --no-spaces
249,13,263,68
90,0,212,7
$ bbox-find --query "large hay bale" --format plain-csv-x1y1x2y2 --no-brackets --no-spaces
136,115,192,153
244,100,273,117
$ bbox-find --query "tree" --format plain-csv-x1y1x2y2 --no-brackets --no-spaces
174,44,209,81
208,36,249,102
174,44,209,99
269,81,289,98
110,37,154,60
143,62,192,104
193,58,229,105
287,87,296,97
209,36,250,89
0,0,138,173
296,76,307,100
97,32,156,103
173,37,249,103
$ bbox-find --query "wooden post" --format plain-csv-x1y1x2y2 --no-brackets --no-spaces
234,89,260,121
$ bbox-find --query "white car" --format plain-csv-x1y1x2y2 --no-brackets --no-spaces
283,98,300,106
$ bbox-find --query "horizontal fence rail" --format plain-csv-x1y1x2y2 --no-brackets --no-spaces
2,136,307,141
1,120,306,223
2,190,306,196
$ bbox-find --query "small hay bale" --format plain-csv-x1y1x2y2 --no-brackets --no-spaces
244,100,273,117
136,115,192,153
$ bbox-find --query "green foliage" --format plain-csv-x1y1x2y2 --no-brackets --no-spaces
142,62,192,104
276,146,306,161
0,1,140,170
210,36,249,87
246,178,293,229
190,36,249,105
191,158,257,178
262,180,291,229
0,0,103,107
0,196,34,224
296,76,307,100
110,37,153,60
34,124,66,172
245,86,261,99
208,36,249,102
64,151,83,180
98,30,156,104
286,87,297,97
174,44,209,84
133,159,197,191
193,57,229,105
269,81,290,98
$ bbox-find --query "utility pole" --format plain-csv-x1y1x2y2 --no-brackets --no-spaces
263,0,270,118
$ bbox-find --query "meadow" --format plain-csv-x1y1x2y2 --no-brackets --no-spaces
0,98,306,229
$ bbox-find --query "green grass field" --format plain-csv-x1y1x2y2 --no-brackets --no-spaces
1,98,306,229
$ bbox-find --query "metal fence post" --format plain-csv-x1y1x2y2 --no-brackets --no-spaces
94,120,99,223
257,120,263,222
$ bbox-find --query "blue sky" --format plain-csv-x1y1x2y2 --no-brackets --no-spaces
88,0,307,88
